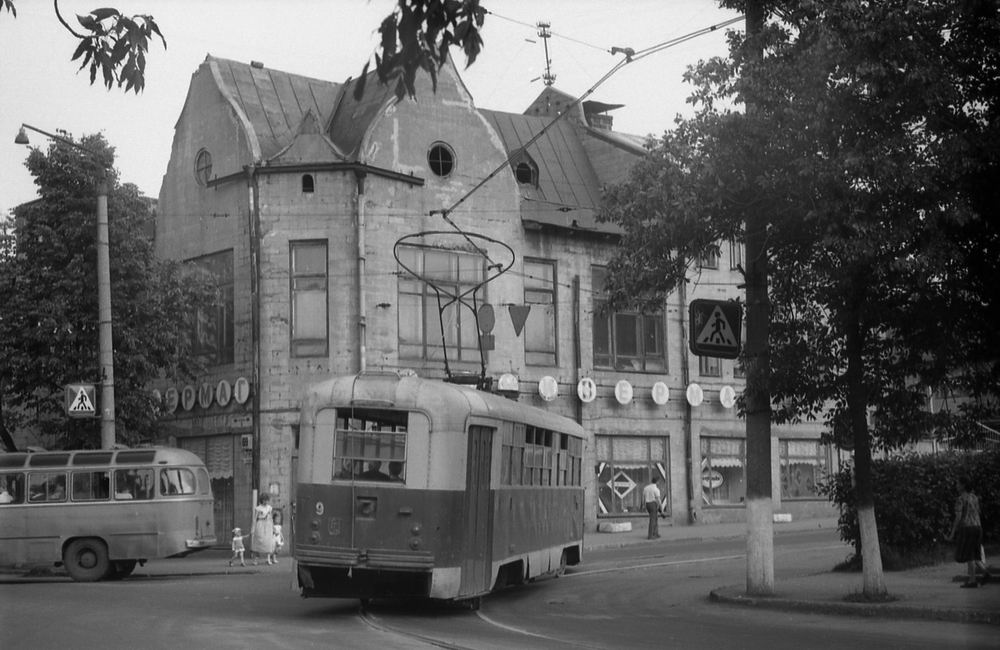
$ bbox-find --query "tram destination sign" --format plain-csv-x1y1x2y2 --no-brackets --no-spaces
689,299,742,359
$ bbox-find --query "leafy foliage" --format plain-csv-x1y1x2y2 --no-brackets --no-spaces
821,449,1000,563
1,1,165,94
357,0,485,101
0,134,216,449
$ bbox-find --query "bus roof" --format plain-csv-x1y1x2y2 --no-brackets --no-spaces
303,373,588,439
0,447,205,470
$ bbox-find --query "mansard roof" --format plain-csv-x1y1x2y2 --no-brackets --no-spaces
205,56,342,161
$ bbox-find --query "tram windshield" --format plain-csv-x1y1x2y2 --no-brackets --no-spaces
333,409,407,482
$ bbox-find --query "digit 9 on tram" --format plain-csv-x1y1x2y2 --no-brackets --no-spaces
293,372,587,605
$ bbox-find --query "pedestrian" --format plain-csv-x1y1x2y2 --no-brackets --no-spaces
229,527,247,567
272,511,285,564
643,476,664,540
250,493,275,566
945,475,993,588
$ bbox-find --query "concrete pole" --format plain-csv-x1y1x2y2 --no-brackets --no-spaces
96,178,116,449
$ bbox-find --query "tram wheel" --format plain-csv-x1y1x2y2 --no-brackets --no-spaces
63,538,110,582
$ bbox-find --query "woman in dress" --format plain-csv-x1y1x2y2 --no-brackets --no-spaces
250,493,275,565
946,475,993,588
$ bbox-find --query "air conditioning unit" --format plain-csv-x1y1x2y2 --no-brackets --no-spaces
240,434,253,451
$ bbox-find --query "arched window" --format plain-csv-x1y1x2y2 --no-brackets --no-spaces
194,149,213,186
427,143,455,177
302,174,315,193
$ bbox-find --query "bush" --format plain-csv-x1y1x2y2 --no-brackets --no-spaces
820,448,1000,567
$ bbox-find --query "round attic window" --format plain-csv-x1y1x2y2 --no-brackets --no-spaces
427,143,455,177
194,149,213,186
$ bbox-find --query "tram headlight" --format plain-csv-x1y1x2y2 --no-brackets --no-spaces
408,536,421,550
410,524,421,535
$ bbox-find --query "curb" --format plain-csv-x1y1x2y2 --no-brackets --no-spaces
709,586,1000,626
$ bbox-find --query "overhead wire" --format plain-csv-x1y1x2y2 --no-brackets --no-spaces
431,15,746,257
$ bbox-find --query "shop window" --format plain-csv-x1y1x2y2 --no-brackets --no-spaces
290,241,328,357
593,267,665,372
524,259,557,365
595,435,669,517
780,439,830,499
397,245,486,362
701,437,745,506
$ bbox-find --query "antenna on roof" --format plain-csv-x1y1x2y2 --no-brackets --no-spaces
536,21,556,86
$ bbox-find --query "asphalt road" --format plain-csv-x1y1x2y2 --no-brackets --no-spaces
1,529,995,649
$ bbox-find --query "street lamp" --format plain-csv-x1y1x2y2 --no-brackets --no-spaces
15,124,116,450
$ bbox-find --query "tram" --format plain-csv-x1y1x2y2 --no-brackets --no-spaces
293,372,587,604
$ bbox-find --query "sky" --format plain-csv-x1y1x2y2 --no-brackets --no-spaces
0,1,741,217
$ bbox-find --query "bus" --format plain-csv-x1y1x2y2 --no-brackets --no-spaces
293,372,587,606
0,447,216,581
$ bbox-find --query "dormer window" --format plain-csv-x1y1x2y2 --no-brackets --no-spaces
302,174,315,193
512,155,538,187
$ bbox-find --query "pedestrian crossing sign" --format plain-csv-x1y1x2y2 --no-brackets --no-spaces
689,299,742,359
65,384,97,418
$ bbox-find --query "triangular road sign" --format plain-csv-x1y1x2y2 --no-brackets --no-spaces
67,385,96,416
696,305,738,348
508,305,531,337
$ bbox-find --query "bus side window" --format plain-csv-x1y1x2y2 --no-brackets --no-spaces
72,471,111,501
160,468,196,496
115,469,153,500
0,473,25,504
29,472,66,502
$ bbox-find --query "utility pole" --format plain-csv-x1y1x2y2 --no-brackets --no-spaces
743,0,774,596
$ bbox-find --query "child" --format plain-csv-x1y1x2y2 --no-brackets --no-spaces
272,516,285,565
229,527,248,567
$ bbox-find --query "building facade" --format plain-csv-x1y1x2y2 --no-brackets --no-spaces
154,55,835,536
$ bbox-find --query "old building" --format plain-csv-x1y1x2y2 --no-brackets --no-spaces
154,55,835,536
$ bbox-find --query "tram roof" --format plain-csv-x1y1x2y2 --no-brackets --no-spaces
0,447,205,469
304,373,587,439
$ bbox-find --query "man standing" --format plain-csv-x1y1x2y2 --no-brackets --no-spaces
643,476,663,539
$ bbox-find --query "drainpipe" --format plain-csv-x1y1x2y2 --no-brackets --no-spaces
573,275,582,425
355,170,368,373
679,271,696,524
246,165,262,493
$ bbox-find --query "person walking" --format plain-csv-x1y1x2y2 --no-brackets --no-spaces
250,493,275,566
945,475,993,588
643,476,664,540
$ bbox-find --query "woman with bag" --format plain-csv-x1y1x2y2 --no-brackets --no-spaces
945,476,993,588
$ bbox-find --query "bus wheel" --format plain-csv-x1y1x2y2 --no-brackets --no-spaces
63,539,110,582
106,560,138,580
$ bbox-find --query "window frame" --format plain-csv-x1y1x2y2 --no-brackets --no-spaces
594,435,670,518
592,266,666,372
290,240,329,358
397,245,487,362
188,249,235,365
779,439,830,500
700,437,746,507
427,142,455,177
523,258,558,366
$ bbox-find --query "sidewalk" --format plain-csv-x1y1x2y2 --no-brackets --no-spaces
9,518,998,625
585,517,1000,626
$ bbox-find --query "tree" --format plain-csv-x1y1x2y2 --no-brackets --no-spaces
599,0,1000,599
356,0,485,100
0,133,216,449
1,1,165,93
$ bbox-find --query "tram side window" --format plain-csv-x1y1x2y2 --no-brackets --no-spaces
28,472,67,502
72,471,111,501
333,409,407,482
160,468,197,496
0,473,25,504
115,468,154,500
